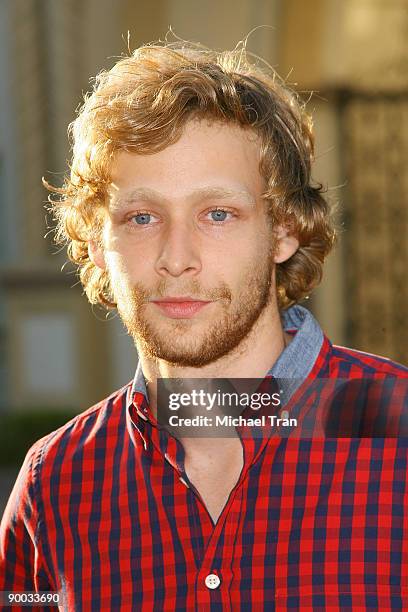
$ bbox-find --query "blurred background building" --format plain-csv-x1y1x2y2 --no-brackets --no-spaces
0,0,407,508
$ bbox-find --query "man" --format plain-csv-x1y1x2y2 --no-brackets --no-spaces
1,40,407,611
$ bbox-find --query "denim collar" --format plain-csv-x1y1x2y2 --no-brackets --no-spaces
270,304,324,404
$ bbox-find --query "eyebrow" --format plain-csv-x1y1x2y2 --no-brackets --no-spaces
109,186,257,210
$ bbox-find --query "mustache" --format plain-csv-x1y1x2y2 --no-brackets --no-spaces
127,281,232,304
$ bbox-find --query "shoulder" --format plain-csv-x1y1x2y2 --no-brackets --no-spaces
23,381,133,476
321,344,408,436
1,382,133,544
329,342,408,378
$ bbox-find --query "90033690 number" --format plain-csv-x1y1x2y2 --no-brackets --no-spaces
0,591,60,606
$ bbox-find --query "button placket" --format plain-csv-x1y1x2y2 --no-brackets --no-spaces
197,567,233,611
195,477,244,610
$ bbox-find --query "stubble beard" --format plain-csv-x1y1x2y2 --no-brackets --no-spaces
108,245,277,368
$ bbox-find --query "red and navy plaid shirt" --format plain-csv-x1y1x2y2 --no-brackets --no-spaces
1,305,407,611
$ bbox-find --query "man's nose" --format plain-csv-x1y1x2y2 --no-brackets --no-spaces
155,220,202,277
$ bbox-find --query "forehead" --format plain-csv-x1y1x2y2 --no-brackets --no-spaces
108,119,265,202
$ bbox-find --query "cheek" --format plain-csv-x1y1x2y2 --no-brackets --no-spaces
103,253,136,297
205,241,259,286
104,250,127,273
104,237,151,276
215,234,264,267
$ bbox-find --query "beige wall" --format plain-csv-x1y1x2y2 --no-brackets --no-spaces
164,0,281,58
280,0,408,91
308,97,346,344
4,273,111,410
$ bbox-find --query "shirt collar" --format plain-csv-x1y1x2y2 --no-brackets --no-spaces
131,357,149,402
129,304,323,413
270,304,324,404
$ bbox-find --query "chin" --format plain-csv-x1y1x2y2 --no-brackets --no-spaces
148,315,202,336
143,345,209,367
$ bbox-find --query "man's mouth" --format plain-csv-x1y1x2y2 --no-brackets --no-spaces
150,297,212,319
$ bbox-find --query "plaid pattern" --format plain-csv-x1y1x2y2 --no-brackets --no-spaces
1,316,407,610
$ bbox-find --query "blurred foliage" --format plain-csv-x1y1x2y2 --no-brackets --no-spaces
0,410,76,466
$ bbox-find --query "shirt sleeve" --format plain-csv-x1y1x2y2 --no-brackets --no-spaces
0,441,57,611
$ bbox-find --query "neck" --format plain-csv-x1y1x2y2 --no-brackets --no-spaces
136,302,290,421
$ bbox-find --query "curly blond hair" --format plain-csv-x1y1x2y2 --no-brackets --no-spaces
46,39,336,309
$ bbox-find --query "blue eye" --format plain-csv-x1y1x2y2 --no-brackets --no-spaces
133,213,151,225
210,209,228,222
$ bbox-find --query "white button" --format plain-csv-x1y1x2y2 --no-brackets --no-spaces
205,574,221,589
280,410,289,419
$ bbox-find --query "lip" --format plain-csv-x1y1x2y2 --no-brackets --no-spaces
151,298,212,319
152,296,208,303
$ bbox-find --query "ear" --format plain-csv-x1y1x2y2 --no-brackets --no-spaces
88,240,106,270
273,225,299,264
